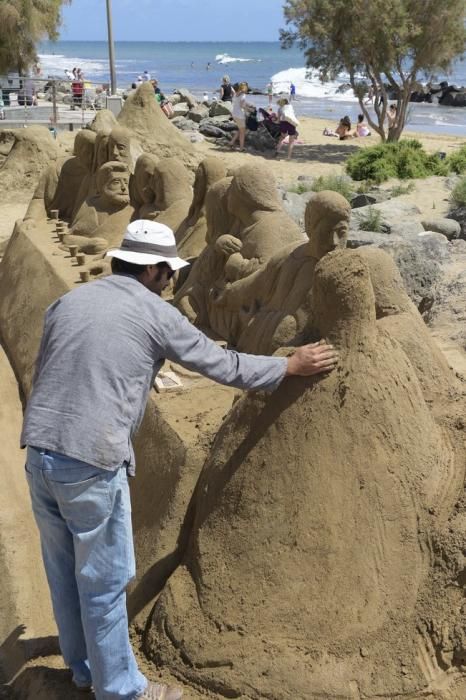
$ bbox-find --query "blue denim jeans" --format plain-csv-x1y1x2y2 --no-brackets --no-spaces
25,446,147,700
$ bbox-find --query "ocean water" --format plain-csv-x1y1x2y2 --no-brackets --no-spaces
38,41,466,136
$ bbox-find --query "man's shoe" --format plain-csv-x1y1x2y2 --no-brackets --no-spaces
138,681,183,699
75,685,93,693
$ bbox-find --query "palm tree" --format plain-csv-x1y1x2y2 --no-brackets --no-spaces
0,0,70,75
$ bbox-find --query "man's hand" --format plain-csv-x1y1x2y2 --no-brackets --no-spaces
286,342,338,377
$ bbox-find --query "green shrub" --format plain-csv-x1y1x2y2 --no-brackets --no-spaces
451,177,466,208
346,139,449,183
391,181,415,197
311,175,353,201
288,182,313,194
358,207,383,232
447,146,466,175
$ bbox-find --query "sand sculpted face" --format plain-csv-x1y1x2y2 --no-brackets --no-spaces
107,126,134,170
97,161,130,208
147,249,463,699
306,189,350,259
66,161,133,253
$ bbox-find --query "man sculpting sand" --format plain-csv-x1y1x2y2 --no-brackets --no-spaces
20,220,338,700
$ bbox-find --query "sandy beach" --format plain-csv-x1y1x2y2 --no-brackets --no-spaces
0,99,465,699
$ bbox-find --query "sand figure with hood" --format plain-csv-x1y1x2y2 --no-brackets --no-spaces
147,249,463,699
358,246,461,408
64,161,134,254
130,153,159,220
24,129,96,224
174,176,239,328
140,157,192,233
214,190,351,351
216,162,304,286
175,157,227,261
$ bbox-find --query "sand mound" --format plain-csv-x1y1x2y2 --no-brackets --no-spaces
117,83,198,169
86,108,117,134
147,249,465,699
0,127,58,191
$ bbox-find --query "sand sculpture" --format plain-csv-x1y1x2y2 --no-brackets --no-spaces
117,82,198,168
359,246,460,406
64,161,133,253
4,104,466,699
220,162,304,284
130,153,159,219
86,108,117,134
175,157,227,260
0,126,59,191
213,190,351,352
147,249,465,699
174,176,239,328
107,125,140,173
140,157,192,232
24,129,96,223
175,163,304,340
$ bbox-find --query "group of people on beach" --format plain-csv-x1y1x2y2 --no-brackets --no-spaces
323,103,397,140
220,75,300,159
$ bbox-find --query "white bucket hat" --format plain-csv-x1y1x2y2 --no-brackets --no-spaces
106,219,189,271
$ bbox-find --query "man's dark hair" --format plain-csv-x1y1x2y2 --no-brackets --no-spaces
111,257,147,276
111,256,173,278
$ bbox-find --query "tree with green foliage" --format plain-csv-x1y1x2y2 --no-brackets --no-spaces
0,0,70,75
281,0,466,141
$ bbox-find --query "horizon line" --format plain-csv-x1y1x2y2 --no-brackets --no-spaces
51,39,284,43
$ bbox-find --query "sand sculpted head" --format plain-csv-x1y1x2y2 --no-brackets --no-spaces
107,126,135,171
96,161,130,208
92,131,111,174
358,246,459,404
74,130,97,172
148,248,461,699
306,190,351,260
227,162,281,223
204,176,235,244
131,153,158,208
189,157,227,215
312,248,375,346
357,245,412,317
152,157,192,210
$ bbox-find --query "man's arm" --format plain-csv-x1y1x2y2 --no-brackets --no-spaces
161,309,337,393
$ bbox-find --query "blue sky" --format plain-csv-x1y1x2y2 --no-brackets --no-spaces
59,0,287,42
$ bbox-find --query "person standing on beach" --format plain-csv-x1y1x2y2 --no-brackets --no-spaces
267,81,273,105
220,75,234,102
21,221,338,700
230,82,252,151
275,97,300,160
290,82,296,100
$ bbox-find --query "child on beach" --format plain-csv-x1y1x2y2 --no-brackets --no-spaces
275,97,299,160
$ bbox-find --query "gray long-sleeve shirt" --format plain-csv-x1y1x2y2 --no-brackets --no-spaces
21,273,287,473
